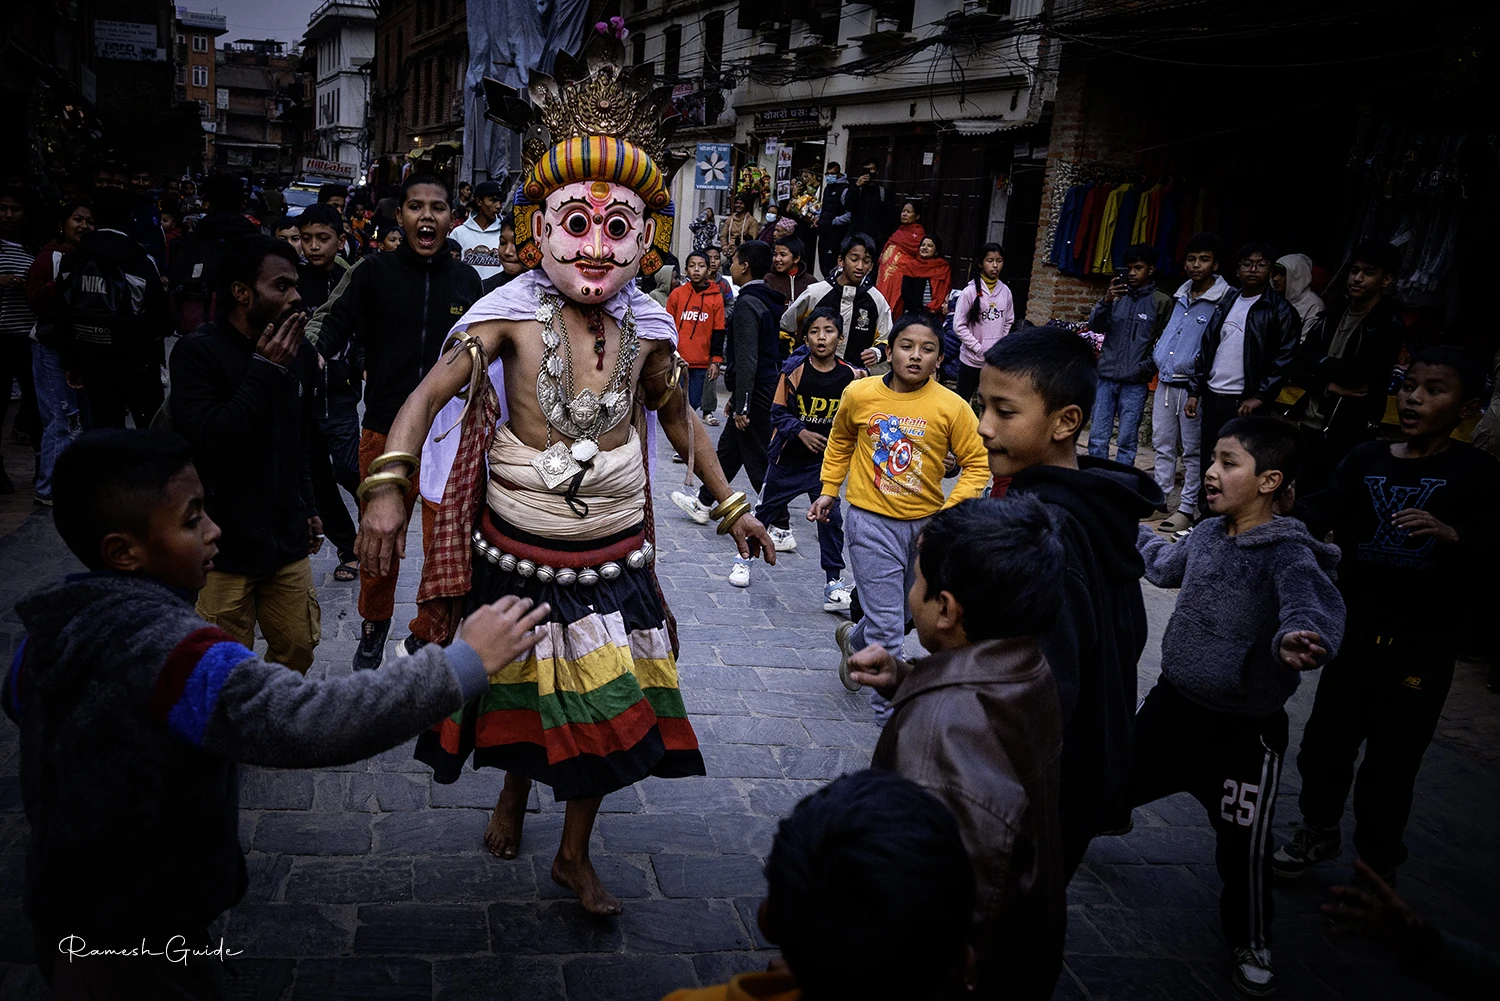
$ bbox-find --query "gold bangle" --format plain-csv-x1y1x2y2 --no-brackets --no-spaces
714,496,753,535
356,471,412,502
709,491,747,521
368,450,419,476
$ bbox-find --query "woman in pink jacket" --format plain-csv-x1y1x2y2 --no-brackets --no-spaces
952,242,1014,401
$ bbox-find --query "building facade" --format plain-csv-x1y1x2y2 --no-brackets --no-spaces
370,0,470,186
303,0,377,180
174,7,229,172
215,39,302,177
619,0,1055,289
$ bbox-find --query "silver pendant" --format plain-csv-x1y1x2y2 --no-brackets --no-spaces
531,441,581,489
567,389,601,428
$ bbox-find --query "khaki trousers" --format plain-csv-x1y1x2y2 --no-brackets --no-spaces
197,557,321,673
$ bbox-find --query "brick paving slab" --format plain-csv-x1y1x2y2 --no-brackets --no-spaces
0,416,1496,1000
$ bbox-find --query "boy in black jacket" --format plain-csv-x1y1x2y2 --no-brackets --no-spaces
976,326,1164,873
3,429,548,996
1274,348,1500,886
305,174,482,670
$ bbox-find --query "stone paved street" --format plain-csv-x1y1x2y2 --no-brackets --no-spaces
0,422,1496,1001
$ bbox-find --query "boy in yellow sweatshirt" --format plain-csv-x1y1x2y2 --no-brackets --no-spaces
809,316,989,713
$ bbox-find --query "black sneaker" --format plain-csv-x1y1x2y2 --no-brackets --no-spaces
1271,823,1340,879
1232,946,1276,997
354,618,391,671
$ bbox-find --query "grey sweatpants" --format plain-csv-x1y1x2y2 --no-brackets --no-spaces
847,504,930,659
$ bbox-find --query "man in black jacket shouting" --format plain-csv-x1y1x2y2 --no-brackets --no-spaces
306,174,482,670
1186,241,1301,492
169,235,321,672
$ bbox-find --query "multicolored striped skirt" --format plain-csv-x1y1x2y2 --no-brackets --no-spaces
414,511,704,800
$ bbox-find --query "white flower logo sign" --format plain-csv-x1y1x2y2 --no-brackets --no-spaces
694,143,732,191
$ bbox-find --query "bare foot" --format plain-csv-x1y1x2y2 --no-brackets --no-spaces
552,855,623,916
483,778,530,859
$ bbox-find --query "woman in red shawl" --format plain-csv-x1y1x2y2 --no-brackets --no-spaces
876,200,951,315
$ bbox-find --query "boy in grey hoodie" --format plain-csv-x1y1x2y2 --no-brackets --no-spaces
1129,416,1344,999
2,430,550,995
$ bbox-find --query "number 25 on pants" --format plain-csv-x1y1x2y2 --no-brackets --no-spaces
1220,780,1261,827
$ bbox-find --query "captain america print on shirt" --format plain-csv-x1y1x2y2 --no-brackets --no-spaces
867,412,929,496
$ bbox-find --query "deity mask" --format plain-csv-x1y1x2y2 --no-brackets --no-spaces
484,35,683,303
535,179,654,303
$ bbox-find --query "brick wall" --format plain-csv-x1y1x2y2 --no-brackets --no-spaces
1025,54,1143,325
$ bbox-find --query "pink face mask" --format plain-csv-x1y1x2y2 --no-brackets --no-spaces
535,180,654,303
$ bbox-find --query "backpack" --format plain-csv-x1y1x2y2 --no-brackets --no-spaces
167,216,256,335
167,232,220,335
57,253,148,365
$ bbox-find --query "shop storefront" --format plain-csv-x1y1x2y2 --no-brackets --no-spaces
846,121,1049,301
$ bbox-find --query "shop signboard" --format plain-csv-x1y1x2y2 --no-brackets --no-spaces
754,106,821,131
176,7,228,32
95,20,162,62
694,143,732,191
302,157,356,181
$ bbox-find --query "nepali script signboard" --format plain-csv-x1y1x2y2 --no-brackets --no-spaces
695,144,732,191
95,21,162,62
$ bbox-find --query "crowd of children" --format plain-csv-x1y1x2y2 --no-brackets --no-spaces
656,226,1496,998
5,208,1497,1000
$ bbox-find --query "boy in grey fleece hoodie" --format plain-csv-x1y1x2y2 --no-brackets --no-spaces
1,430,550,996
1128,416,1344,999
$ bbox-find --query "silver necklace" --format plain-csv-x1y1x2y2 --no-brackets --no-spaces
531,293,640,490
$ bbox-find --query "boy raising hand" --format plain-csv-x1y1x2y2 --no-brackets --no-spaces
1129,417,1344,997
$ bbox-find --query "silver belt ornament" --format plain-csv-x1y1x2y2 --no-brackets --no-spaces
471,529,655,586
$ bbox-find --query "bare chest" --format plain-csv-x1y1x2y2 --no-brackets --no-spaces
501,307,648,452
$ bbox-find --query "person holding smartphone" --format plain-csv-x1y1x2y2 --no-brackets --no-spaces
845,158,889,247
1087,244,1172,474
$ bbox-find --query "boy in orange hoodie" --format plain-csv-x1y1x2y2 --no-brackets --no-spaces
666,249,727,431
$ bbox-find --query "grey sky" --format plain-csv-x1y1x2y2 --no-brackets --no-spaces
196,0,324,48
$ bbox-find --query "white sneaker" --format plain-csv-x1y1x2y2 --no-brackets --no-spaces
1232,946,1276,997
671,490,711,525
823,579,852,613
768,526,798,552
728,558,751,587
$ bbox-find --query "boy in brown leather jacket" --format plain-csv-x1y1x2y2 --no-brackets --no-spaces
849,495,1067,1001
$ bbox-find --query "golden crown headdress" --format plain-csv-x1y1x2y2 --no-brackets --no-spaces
483,34,685,275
